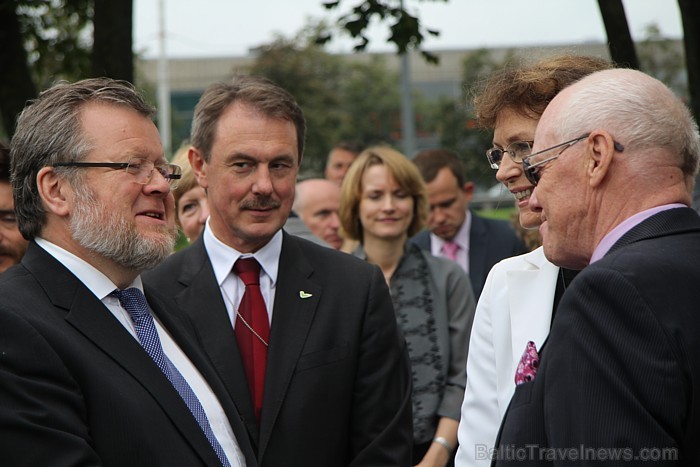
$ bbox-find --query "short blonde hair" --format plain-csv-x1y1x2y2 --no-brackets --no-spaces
339,145,428,241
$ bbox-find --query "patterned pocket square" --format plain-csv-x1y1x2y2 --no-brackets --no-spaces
515,341,540,386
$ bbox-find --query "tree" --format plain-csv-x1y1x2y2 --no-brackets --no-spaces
677,0,700,123
92,0,133,81
319,0,446,63
596,0,639,69
249,28,346,174
637,24,687,98
0,0,133,138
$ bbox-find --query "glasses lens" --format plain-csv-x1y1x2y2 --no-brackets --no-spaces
486,148,504,169
158,164,182,188
523,159,539,186
508,141,532,163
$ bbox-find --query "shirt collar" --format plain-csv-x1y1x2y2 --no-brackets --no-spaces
431,209,471,251
203,219,282,286
34,237,142,299
590,203,686,263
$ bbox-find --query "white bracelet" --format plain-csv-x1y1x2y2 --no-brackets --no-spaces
432,436,454,455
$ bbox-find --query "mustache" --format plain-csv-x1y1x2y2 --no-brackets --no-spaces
0,245,21,258
240,198,281,210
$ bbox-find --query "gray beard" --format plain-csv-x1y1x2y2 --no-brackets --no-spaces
69,185,176,271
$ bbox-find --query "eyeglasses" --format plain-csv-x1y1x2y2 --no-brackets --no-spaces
53,157,182,189
486,140,534,169
522,134,625,186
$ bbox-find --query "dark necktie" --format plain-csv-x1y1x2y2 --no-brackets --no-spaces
233,258,269,423
111,288,231,467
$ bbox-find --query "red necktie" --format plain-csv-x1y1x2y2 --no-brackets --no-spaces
233,257,269,423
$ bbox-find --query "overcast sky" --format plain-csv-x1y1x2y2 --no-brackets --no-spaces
134,0,684,59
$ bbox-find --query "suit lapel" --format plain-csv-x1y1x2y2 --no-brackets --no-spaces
258,234,321,458
173,239,260,446
23,244,223,466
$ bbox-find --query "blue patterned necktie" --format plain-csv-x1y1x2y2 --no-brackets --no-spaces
111,288,231,467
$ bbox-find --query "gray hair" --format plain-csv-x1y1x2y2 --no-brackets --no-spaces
190,75,306,163
554,68,700,179
10,78,155,239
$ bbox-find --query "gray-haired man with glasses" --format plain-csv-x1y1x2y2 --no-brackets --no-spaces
0,77,256,466
493,68,700,465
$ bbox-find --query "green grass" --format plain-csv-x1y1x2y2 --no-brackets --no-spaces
476,207,517,220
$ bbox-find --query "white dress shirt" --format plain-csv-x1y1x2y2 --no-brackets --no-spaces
35,238,246,467
203,220,281,329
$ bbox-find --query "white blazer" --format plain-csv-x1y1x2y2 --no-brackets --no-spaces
455,247,559,466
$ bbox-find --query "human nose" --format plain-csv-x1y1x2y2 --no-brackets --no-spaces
252,166,273,195
530,187,542,213
329,212,340,228
495,156,523,184
144,167,171,194
381,195,396,211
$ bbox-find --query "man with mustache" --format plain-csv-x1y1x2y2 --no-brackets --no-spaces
144,76,412,466
0,78,256,466
0,141,28,274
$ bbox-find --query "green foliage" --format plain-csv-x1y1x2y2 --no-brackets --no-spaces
249,25,405,175
249,30,345,175
320,0,446,63
437,48,517,188
638,24,688,99
16,0,92,88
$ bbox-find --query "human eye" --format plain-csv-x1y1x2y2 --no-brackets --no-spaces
509,141,533,160
180,202,198,215
486,147,504,167
394,190,409,198
126,158,148,175
0,211,17,225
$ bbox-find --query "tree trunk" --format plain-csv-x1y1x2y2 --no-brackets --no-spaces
596,0,640,69
0,0,37,137
677,0,700,123
91,0,134,82
677,0,700,211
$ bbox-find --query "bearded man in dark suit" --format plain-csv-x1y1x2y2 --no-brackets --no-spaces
492,68,700,465
144,76,413,467
0,78,256,466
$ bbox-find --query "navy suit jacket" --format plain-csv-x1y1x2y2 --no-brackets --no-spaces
0,242,257,466
144,232,413,466
493,208,700,466
411,211,526,299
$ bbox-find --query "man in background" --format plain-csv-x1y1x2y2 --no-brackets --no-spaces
324,141,361,185
0,141,28,274
291,178,343,249
412,148,526,299
144,76,412,466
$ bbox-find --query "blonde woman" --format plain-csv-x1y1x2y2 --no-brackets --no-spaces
340,146,476,467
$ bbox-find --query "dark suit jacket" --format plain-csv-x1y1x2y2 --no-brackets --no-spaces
0,242,257,466
144,232,413,466
493,208,700,466
411,211,527,299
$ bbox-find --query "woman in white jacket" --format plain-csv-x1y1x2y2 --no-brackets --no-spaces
455,55,612,466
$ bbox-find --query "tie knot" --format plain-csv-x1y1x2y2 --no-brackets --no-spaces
233,257,262,286
442,240,460,260
111,287,150,321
